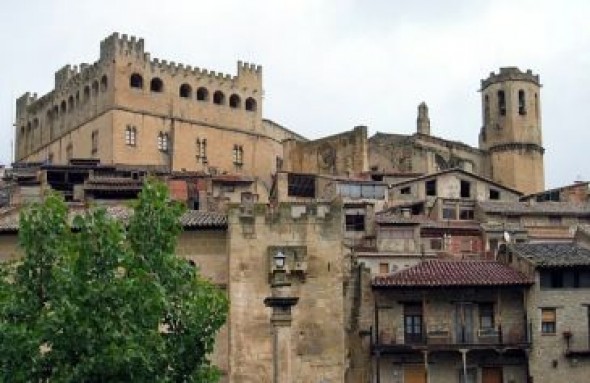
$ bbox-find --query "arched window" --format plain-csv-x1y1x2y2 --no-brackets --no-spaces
213,91,225,105
84,86,91,102
245,97,257,112
484,95,490,122
150,77,164,93
61,100,67,114
229,94,241,108
53,105,59,118
518,89,526,115
68,96,74,112
534,93,539,118
196,87,209,101
130,73,143,89
179,83,192,98
158,132,169,152
497,90,506,116
75,91,80,106
101,75,108,91
92,80,99,96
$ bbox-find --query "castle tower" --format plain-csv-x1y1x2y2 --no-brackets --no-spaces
417,102,430,135
479,67,545,194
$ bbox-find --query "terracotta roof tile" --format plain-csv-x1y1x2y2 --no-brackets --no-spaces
0,205,227,232
478,201,590,215
509,243,590,267
373,260,531,288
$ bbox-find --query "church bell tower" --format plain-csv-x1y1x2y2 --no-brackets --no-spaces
479,67,545,195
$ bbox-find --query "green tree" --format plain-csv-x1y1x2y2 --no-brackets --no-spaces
0,181,228,382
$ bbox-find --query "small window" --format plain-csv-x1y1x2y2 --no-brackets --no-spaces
233,145,244,165
158,132,169,152
479,303,495,330
459,209,474,220
345,213,365,232
92,80,99,96
213,91,225,105
425,179,436,196
61,100,67,114
518,89,526,115
196,87,209,101
91,130,98,155
83,86,91,101
497,90,506,116
245,97,257,111
229,94,241,108
68,96,74,112
196,138,207,162
430,238,443,250
489,189,500,200
484,95,490,122
442,207,456,220
541,308,556,334
179,83,192,98
379,263,389,274
400,186,411,195
460,180,471,198
130,73,143,89
100,75,108,91
125,125,137,146
150,77,164,93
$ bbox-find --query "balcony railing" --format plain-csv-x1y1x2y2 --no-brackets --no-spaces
375,323,531,353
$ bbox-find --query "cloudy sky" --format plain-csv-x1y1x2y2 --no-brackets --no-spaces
1,0,589,188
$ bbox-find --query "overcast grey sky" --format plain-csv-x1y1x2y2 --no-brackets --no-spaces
1,0,589,188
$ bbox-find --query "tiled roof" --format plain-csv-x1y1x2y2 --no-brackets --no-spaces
478,201,590,215
509,243,590,267
373,260,531,288
0,205,227,232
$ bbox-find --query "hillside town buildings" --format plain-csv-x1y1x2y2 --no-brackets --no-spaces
2,33,590,382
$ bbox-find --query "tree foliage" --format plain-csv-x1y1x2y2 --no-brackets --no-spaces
0,181,228,382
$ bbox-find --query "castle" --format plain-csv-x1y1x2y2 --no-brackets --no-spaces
15,33,544,195
6,34,590,383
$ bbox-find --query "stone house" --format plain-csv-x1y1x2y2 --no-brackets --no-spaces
368,260,532,383
498,242,590,383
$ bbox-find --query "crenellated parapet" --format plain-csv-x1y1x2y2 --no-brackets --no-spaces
99,32,145,62
480,67,540,90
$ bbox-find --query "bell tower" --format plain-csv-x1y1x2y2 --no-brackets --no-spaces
479,67,545,195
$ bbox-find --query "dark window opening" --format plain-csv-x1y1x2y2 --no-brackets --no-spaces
459,209,474,220
92,81,99,96
229,94,241,108
100,75,108,91
179,83,192,98
518,89,526,115
245,97,257,112
287,173,316,198
497,90,506,116
150,78,164,93
400,186,411,195
404,304,423,344
489,189,500,200
460,180,471,198
425,179,436,196
68,96,74,112
130,73,143,89
61,101,67,114
196,87,209,101
479,303,495,330
484,95,490,122
345,214,365,232
213,91,225,105
83,86,91,101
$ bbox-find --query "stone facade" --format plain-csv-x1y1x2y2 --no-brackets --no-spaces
14,33,302,188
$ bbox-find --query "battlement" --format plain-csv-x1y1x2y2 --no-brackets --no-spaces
480,67,540,90
15,92,38,119
100,32,145,61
